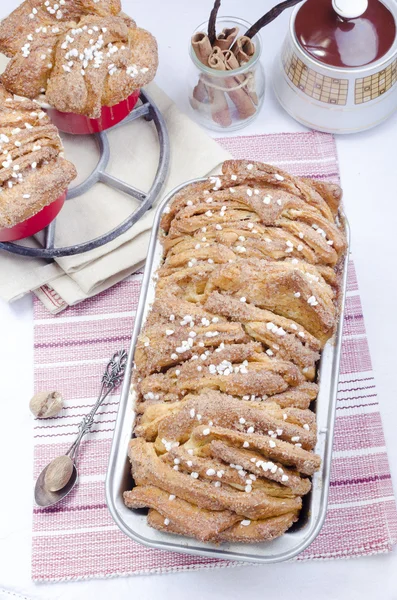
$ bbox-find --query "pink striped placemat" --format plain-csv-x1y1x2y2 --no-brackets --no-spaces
32,131,397,581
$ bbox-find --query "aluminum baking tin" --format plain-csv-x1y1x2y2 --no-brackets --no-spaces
106,177,351,564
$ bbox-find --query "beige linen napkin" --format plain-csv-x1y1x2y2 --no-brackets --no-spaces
0,58,231,312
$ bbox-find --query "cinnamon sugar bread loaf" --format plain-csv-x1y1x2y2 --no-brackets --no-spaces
0,83,76,228
124,160,347,544
0,0,158,119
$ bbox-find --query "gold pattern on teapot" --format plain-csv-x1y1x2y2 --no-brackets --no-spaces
282,45,348,106
355,60,397,104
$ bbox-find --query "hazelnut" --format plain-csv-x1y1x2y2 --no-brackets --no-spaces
29,391,63,418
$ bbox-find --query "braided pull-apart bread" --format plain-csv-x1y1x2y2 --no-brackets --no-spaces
0,82,76,228
0,0,158,119
124,160,347,544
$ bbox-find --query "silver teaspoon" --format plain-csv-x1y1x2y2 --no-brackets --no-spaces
34,349,128,508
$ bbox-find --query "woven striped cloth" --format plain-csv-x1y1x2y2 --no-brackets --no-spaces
32,132,397,581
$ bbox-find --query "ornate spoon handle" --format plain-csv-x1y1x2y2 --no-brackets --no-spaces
66,350,128,462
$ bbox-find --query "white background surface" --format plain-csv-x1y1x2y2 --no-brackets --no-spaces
0,1,397,598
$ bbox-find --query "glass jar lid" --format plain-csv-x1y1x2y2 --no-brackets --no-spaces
294,0,396,68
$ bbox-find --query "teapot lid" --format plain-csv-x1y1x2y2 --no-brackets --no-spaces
294,0,396,68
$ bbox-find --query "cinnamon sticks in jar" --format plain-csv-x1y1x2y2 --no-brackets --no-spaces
189,0,304,129
190,22,263,129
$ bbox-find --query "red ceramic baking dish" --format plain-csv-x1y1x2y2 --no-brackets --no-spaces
43,89,140,135
0,191,66,242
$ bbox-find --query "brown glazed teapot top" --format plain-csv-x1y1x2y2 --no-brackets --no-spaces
294,0,396,67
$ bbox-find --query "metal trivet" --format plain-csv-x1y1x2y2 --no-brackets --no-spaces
0,90,170,258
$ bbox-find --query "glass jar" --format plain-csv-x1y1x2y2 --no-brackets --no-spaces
188,16,265,132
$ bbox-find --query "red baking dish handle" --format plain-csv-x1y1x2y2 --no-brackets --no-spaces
46,89,141,135
0,191,66,242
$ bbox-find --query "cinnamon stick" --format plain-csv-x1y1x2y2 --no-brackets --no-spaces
232,36,256,64
214,26,239,51
191,33,211,106
208,0,221,46
191,32,213,64
191,32,231,127
230,37,259,106
208,47,256,121
191,76,208,107
207,47,227,71
223,49,258,105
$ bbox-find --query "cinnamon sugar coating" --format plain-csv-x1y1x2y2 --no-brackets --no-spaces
0,0,158,118
0,83,76,228
125,160,347,544
146,507,299,543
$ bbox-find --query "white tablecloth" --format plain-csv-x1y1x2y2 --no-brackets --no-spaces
1,1,397,598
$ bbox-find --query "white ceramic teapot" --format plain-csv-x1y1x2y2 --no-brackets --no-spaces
273,0,397,133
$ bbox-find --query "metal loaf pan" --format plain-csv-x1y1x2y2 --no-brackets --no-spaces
106,178,351,564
